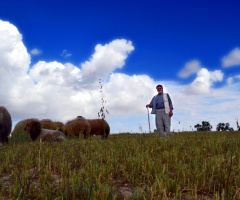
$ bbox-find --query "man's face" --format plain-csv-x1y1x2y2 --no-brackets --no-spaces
157,86,163,93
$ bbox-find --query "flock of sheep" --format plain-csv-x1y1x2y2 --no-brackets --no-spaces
0,106,110,146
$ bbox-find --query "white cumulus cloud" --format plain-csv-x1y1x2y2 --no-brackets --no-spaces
104,73,156,116
0,19,32,108
183,68,224,95
81,39,134,84
29,61,82,89
178,60,201,78
0,20,30,73
222,47,240,67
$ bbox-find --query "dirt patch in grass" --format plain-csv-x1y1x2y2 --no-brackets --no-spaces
112,179,133,198
112,179,146,199
0,173,12,188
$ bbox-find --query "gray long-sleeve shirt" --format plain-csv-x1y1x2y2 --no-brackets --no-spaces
150,93,173,110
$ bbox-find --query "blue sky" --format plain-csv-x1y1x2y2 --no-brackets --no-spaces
2,0,240,80
1,0,240,133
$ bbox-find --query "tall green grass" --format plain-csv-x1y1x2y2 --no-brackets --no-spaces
0,131,239,199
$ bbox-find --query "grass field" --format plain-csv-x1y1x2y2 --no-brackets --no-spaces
0,131,239,199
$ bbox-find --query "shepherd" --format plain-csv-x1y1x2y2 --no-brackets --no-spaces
146,85,174,137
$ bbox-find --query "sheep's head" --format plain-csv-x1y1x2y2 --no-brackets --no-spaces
24,120,42,141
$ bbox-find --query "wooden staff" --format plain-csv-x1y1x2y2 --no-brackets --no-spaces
147,107,151,134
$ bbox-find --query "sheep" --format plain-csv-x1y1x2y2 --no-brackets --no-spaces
12,118,38,136
87,119,110,139
54,121,64,130
0,106,12,146
62,116,91,139
40,119,58,130
24,119,66,142
12,119,64,137
40,119,64,130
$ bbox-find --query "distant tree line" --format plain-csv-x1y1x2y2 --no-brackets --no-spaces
194,121,212,131
216,123,234,131
194,121,240,132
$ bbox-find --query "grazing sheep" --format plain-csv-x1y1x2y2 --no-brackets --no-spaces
87,119,110,139
12,118,38,136
54,121,64,130
62,116,91,139
13,119,64,136
25,119,66,142
40,119,58,130
0,106,12,146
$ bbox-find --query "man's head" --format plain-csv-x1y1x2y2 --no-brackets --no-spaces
156,85,163,93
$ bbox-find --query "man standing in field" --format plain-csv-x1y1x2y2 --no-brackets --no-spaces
146,85,173,137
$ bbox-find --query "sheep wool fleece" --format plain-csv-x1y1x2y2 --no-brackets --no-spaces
155,109,171,137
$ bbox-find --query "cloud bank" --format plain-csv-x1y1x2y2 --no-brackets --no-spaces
0,19,152,129
1,19,240,133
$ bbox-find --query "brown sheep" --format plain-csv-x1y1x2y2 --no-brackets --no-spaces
87,119,110,139
40,119,58,130
62,116,91,139
12,118,38,136
0,106,12,146
24,119,66,142
13,119,64,136
54,121,64,130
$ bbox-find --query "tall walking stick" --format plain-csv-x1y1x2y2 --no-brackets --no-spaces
147,107,151,134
